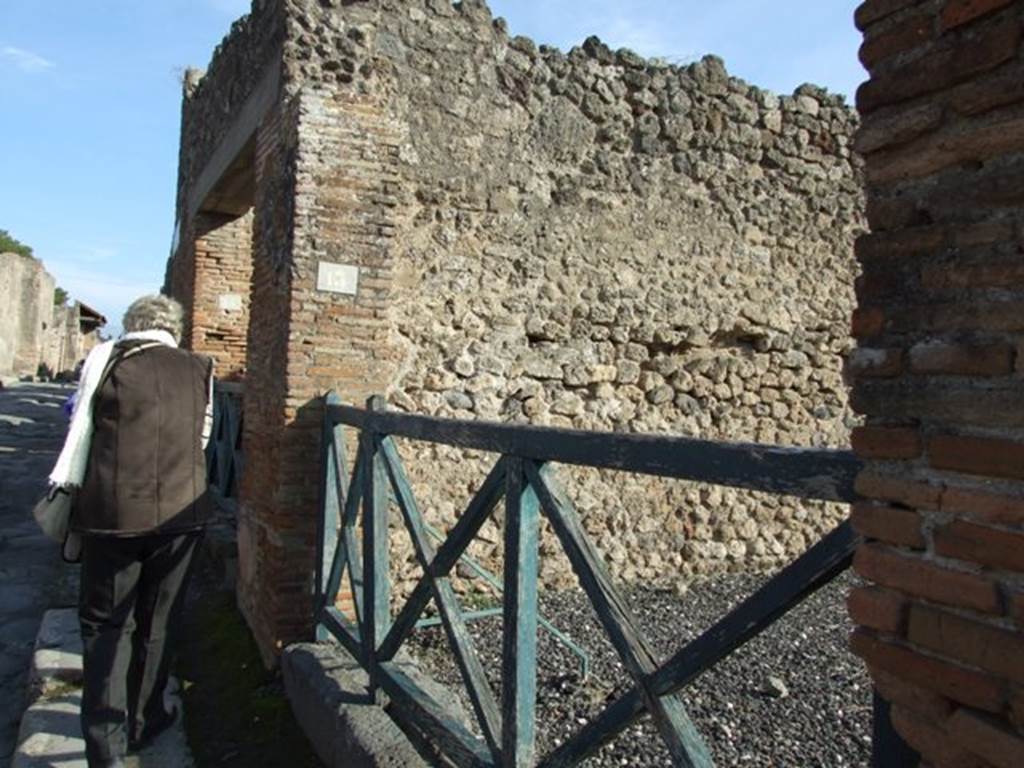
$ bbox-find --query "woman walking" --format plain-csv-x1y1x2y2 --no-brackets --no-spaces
49,294,213,767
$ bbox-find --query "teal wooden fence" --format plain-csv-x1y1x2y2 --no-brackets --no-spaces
315,391,866,767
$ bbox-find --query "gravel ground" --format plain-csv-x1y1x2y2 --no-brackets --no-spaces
408,571,871,767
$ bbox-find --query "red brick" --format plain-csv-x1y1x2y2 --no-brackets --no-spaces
852,306,888,338
856,0,930,30
857,263,909,298
849,585,911,633
948,707,1024,768
852,629,1005,711
908,604,1024,684
949,60,1024,116
909,340,1015,376
854,543,1002,614
865,194,926,232
855,472,943,510
846,347,904,378
857,19,1021,112
857,102,945,154
1010,688,1024,730
941,0,1015,31
889,300,1024,335
890,704,991,768
929,434,1024,480
941,485,1024,525
860,13,936,68
856,225,946,260
949,218,1018,249
921,255,1024,293
934,519,1024,571
852,502,928,548
873,667,956,720
917,157,1024,217
867,114,1024,185
852,425,923,459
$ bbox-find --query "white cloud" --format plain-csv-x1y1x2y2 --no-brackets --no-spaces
1,46,55,74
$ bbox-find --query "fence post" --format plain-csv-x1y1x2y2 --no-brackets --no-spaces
315,392,341,642
363,395,391,702
501,457,540,767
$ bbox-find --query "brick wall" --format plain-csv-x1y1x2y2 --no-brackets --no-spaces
229,67,405,657
849,1,1024,765
190,210,253,379
235,95,297,660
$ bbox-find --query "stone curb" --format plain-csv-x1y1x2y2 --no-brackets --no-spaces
12,609,194,768
283,642,469,768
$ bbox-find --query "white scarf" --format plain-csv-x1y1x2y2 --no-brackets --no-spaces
49,330,179,486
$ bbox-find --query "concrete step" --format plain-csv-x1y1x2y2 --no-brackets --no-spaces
12,609,194,767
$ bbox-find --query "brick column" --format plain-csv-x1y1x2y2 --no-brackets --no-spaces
236,82,403,662
849,1,1024,766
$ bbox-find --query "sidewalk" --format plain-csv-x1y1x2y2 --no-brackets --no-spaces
13,609,192,768
0,382,79,767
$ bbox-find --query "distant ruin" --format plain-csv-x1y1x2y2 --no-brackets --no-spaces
0,251,105,380
166,0,864,655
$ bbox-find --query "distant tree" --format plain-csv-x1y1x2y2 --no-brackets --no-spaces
0,229,33,258
54,287,69,306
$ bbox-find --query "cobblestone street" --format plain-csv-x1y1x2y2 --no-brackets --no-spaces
0,382,78,767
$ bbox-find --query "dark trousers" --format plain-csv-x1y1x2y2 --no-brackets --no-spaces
78,530,202,766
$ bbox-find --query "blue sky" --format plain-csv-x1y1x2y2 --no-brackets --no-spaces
0,1,864,336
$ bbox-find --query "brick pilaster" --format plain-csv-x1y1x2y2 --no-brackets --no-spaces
850,1,1024,765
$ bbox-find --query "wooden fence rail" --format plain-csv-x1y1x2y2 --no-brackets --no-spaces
315,392,879,767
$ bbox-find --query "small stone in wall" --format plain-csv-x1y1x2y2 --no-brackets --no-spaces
453,354,476,377
551,392,585,417
444,390,474,411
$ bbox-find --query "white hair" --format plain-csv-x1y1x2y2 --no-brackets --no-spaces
122,294,185,342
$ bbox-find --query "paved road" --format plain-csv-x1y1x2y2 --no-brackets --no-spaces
0,382,79,767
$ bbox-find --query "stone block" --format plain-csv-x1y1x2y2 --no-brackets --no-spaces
282,642,468,768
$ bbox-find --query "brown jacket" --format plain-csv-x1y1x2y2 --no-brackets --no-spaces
74,342,213,535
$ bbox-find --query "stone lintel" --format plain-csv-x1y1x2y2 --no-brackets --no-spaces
187,57,281,222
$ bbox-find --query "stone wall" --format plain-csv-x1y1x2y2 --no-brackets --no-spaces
848,0,1024,765
171,0,866,653
0,252,56,378
172,0,284,227
39,303,94,376
283,0,865,594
